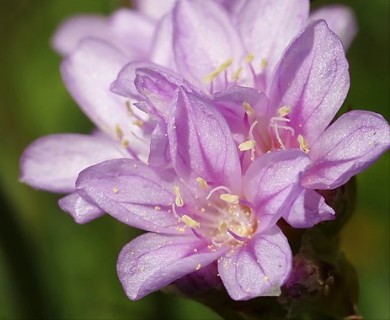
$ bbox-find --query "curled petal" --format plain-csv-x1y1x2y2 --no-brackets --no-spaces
76,159,182,234
117,233,223,300
218,226,292,300
169,89,241,191
283,189,335,228
20,133,126,193
302,110,390,189
270,20,350,145
310,5,357,50
59,192,105,224
243,150,311,232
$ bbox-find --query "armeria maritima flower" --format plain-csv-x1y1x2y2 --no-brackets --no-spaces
75,83,311,300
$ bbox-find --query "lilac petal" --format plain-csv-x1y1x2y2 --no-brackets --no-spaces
59,192,105,224
108,9,155,58
169,89,241,191
302,110,390,190
117,232,224,300
243,150,310,232
76,159,183,234
52,15,108,56
235,0,309,90
52,10,155,59
284,189,335,228
61,38,149,154
20,133,126,193
134,0,176,20
173,0,245,91
270,20,350,146
218,226,292,300
310,5,357,50
215,0,246,13
150,12,176,70
148,122,171,168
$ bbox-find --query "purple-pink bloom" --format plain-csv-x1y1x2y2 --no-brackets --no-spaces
75,84,311,300
20,0,362,225
112,18,390,229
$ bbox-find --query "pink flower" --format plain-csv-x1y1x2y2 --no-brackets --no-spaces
75,85,311,300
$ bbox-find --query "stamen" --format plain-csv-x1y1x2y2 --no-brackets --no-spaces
227,229,247,242
132,119,144,127
239,140,256,151
220,194,240,204
115,124,124,140
249,120,259,139
203,58,234,84
278,106,291,117
242,101,255,116
206,185,233,200
270,115,295,150
121,140,129,148
181,215,200,228
195,263,202,271
261,58,268,69
196,177,209,189
297,134,310,153
231,67,243,81
173,186,184,207
113,187,119,193
245,53,254,63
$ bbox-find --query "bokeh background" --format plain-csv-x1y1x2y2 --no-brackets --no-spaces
0,0,388,319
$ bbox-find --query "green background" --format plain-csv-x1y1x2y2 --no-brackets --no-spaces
0,0,388,319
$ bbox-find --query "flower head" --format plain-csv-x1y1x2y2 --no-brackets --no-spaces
76,82,311,300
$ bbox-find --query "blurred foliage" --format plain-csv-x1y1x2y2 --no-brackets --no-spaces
0,0,388,319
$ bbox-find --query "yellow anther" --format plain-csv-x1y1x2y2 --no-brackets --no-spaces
113,187,119,193
196,263,202,271
173,186,184,207
263,275,269,282
154,206,161,211
181,215,200,228
196,177,209,189
231,67,243,81
242,101,255,116
278,106,291,117
121,140,129,148
220,194,240,204
115,124,124,139
132,119,144,127
239,139,256,151
203,58,234,84
245,53,254,63
261,58,268,69
297,134,310,153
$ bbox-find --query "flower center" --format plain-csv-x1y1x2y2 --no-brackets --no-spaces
238,105,310,160
173,181,258,248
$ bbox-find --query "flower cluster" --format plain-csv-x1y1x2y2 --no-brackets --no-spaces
20,0,389,302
